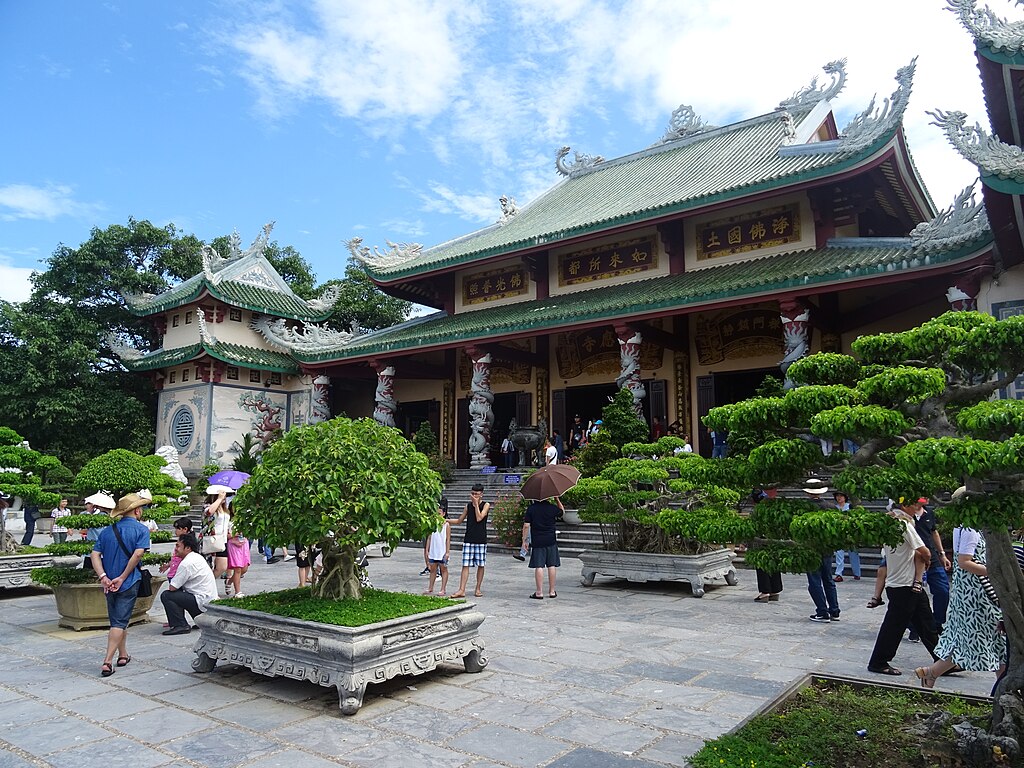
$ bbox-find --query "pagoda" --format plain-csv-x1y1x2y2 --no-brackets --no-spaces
111,224,338,472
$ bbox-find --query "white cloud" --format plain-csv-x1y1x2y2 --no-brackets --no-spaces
0,184,101,222
418,183,496,224
0,258,35,303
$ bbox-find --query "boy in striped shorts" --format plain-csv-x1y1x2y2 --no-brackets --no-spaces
450,484,490,598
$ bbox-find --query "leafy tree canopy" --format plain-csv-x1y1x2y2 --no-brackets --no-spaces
233,417,442,600
320,259,412,332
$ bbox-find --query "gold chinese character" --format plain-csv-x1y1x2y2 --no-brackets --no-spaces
510,273,522,288
602,330,615,347
589,257,601,272
749,221,766,240
753,315,765,329
495,277,506,291
568,260,581,276
609,252,623,268
482,279,492,294
768,318,781,329
772,216,790,235
728,226,742,245
722,323,735,337
706,230,721,248
582,336,597,352
737,318,749,331
631,249,648,263
468,282,479,295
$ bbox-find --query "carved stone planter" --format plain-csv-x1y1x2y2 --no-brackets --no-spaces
35,517,53,534
0,553,54,589
192,600,488,715
579,548,738,597
51,574,167,630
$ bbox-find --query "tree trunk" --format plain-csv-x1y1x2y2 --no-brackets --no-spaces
983,529,1024,734
312,542,362,601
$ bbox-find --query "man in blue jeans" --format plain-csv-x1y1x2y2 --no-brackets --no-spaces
907,497,950,640
807,552,841,622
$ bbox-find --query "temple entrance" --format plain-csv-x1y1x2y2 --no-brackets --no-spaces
696,368,781,457
561,382,619,438
397,399,439,443
492,393,519,446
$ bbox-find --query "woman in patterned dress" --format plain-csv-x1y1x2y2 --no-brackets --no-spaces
915,527,1005,688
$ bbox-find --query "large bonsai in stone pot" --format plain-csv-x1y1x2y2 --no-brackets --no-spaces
234,417,443,600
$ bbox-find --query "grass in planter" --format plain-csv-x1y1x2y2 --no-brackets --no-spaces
688,683,990,768
216,587,461,627
4,545,49,555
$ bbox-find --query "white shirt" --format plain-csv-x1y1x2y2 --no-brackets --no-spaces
427,520,449,560
545,445,558,465
883,518,926,588
170,551,219,611
953,527,981,558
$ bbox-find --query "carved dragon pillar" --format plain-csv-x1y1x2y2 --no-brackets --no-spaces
614,324,646,415
945,273,982,312
309,374,331,424
466,348,494,468
779,298,811,389
370,362,397,428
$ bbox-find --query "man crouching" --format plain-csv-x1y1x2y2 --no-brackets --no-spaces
161,532,218,636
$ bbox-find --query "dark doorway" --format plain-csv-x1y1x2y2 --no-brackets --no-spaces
397,399,439,444
696,367,781,456
492,392,519,450
563,381,618,437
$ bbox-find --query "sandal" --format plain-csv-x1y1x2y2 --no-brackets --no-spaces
868,664,902,676
100,662,114,677
116,655,131,667
915,666,936,689
529,593,543,599
867,596,884,608
911,581,923,594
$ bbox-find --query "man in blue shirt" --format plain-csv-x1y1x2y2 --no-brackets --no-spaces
90,493,151,677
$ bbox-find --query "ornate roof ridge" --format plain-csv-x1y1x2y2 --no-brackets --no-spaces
836,57,917,157
778,58,848,110
946,0,1024,54
251,314,360,353
929,108,1024,182
909,182,990,254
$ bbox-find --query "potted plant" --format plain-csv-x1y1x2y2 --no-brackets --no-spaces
30,448,184,629
488,492,528,549
697,311,1024,759
0,427,69,587
564,389,740,596
199,416,488,715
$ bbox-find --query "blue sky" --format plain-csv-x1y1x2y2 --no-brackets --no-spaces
0,0,1008,303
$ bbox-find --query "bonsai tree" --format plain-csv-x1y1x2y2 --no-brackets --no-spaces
233,417,443,600
73,448,186,523
0,427,68,552
701,310,1024,750
572,387,649,477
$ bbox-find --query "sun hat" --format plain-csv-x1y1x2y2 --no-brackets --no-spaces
111,492,149,519
802,478,829,495
84,491,116,509
137,488,153,501
205,483,236,496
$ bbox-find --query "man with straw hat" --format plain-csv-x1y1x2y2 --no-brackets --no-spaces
89,493,151,677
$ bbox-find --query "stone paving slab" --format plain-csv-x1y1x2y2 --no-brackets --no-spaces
0,545,999,767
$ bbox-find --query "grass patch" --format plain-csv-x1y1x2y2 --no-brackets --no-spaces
216,587,462,627
3,546,49,555
689,682,992,768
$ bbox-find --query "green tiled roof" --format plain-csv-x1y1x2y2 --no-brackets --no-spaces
126,261,332,322
296,234,993,364
121,341,300,374
365,107,899,280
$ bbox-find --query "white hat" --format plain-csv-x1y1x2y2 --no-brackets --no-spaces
206,484,236,496
802,478,829,495
137,488,153,501
84,491,116,509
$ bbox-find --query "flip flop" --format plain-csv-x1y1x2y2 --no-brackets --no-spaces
529,593,543,599
868,665,902,676
116,656,131,667
474,591,483,597
100,663,114,677
548,593,557,598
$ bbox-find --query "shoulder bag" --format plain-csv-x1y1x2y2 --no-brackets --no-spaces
112,520,153,597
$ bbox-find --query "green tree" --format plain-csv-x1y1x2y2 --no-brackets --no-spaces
73,448,185,522
321,259,412,332
702,311,1024,743
0,427,68,551
233,418,442,600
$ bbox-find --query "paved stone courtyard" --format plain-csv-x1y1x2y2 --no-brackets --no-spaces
0,537,995,768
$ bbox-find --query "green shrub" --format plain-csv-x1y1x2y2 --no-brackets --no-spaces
488,493,527,547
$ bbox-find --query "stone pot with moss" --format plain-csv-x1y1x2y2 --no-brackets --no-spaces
198,417,487,715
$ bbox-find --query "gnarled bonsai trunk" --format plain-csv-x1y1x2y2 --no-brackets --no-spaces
313,542,363,601
985,530,1024,728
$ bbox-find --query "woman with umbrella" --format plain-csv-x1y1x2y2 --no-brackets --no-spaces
520,464,580,600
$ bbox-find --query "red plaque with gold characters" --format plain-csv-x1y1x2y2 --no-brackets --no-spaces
696,203,800,261
462,264,529,306
558,237,657,287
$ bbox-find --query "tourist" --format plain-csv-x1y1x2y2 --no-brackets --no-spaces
553,429,565,463
202,491,231,590
449,484,489,598
296,542,318,587
225,499,250,598
90,493,151,676
523,495,563,599
832,491,861,583
50,498,71,544
907,496,950,641
916,524,1005,689
161,532,218,636
159,517,194,627
651,417,665,441
544,438,558,465
711,430,728,459
866,501,939,676
423,498,450,595
673,434,693,454
568,415,585,455
802,479,840,622
20,502,39,546
501,433,516,469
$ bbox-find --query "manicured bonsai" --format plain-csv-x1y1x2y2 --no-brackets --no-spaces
234,417,443,600
0,427,69,553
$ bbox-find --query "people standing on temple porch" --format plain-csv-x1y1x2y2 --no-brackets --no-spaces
544,438,558,465
651,417,665,441
450,484,489,598
501,434,516,469
711,430,728,459
553,430,565,463
569,415,585,455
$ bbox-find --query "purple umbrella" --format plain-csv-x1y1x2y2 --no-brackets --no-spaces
206,470,251,490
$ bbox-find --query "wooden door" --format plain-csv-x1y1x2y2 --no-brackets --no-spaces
456,397,469,469
696,375,715,458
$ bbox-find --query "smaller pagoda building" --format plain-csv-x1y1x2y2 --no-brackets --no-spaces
111,225,338,473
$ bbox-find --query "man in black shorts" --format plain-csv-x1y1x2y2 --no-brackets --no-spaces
523,496,564,599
